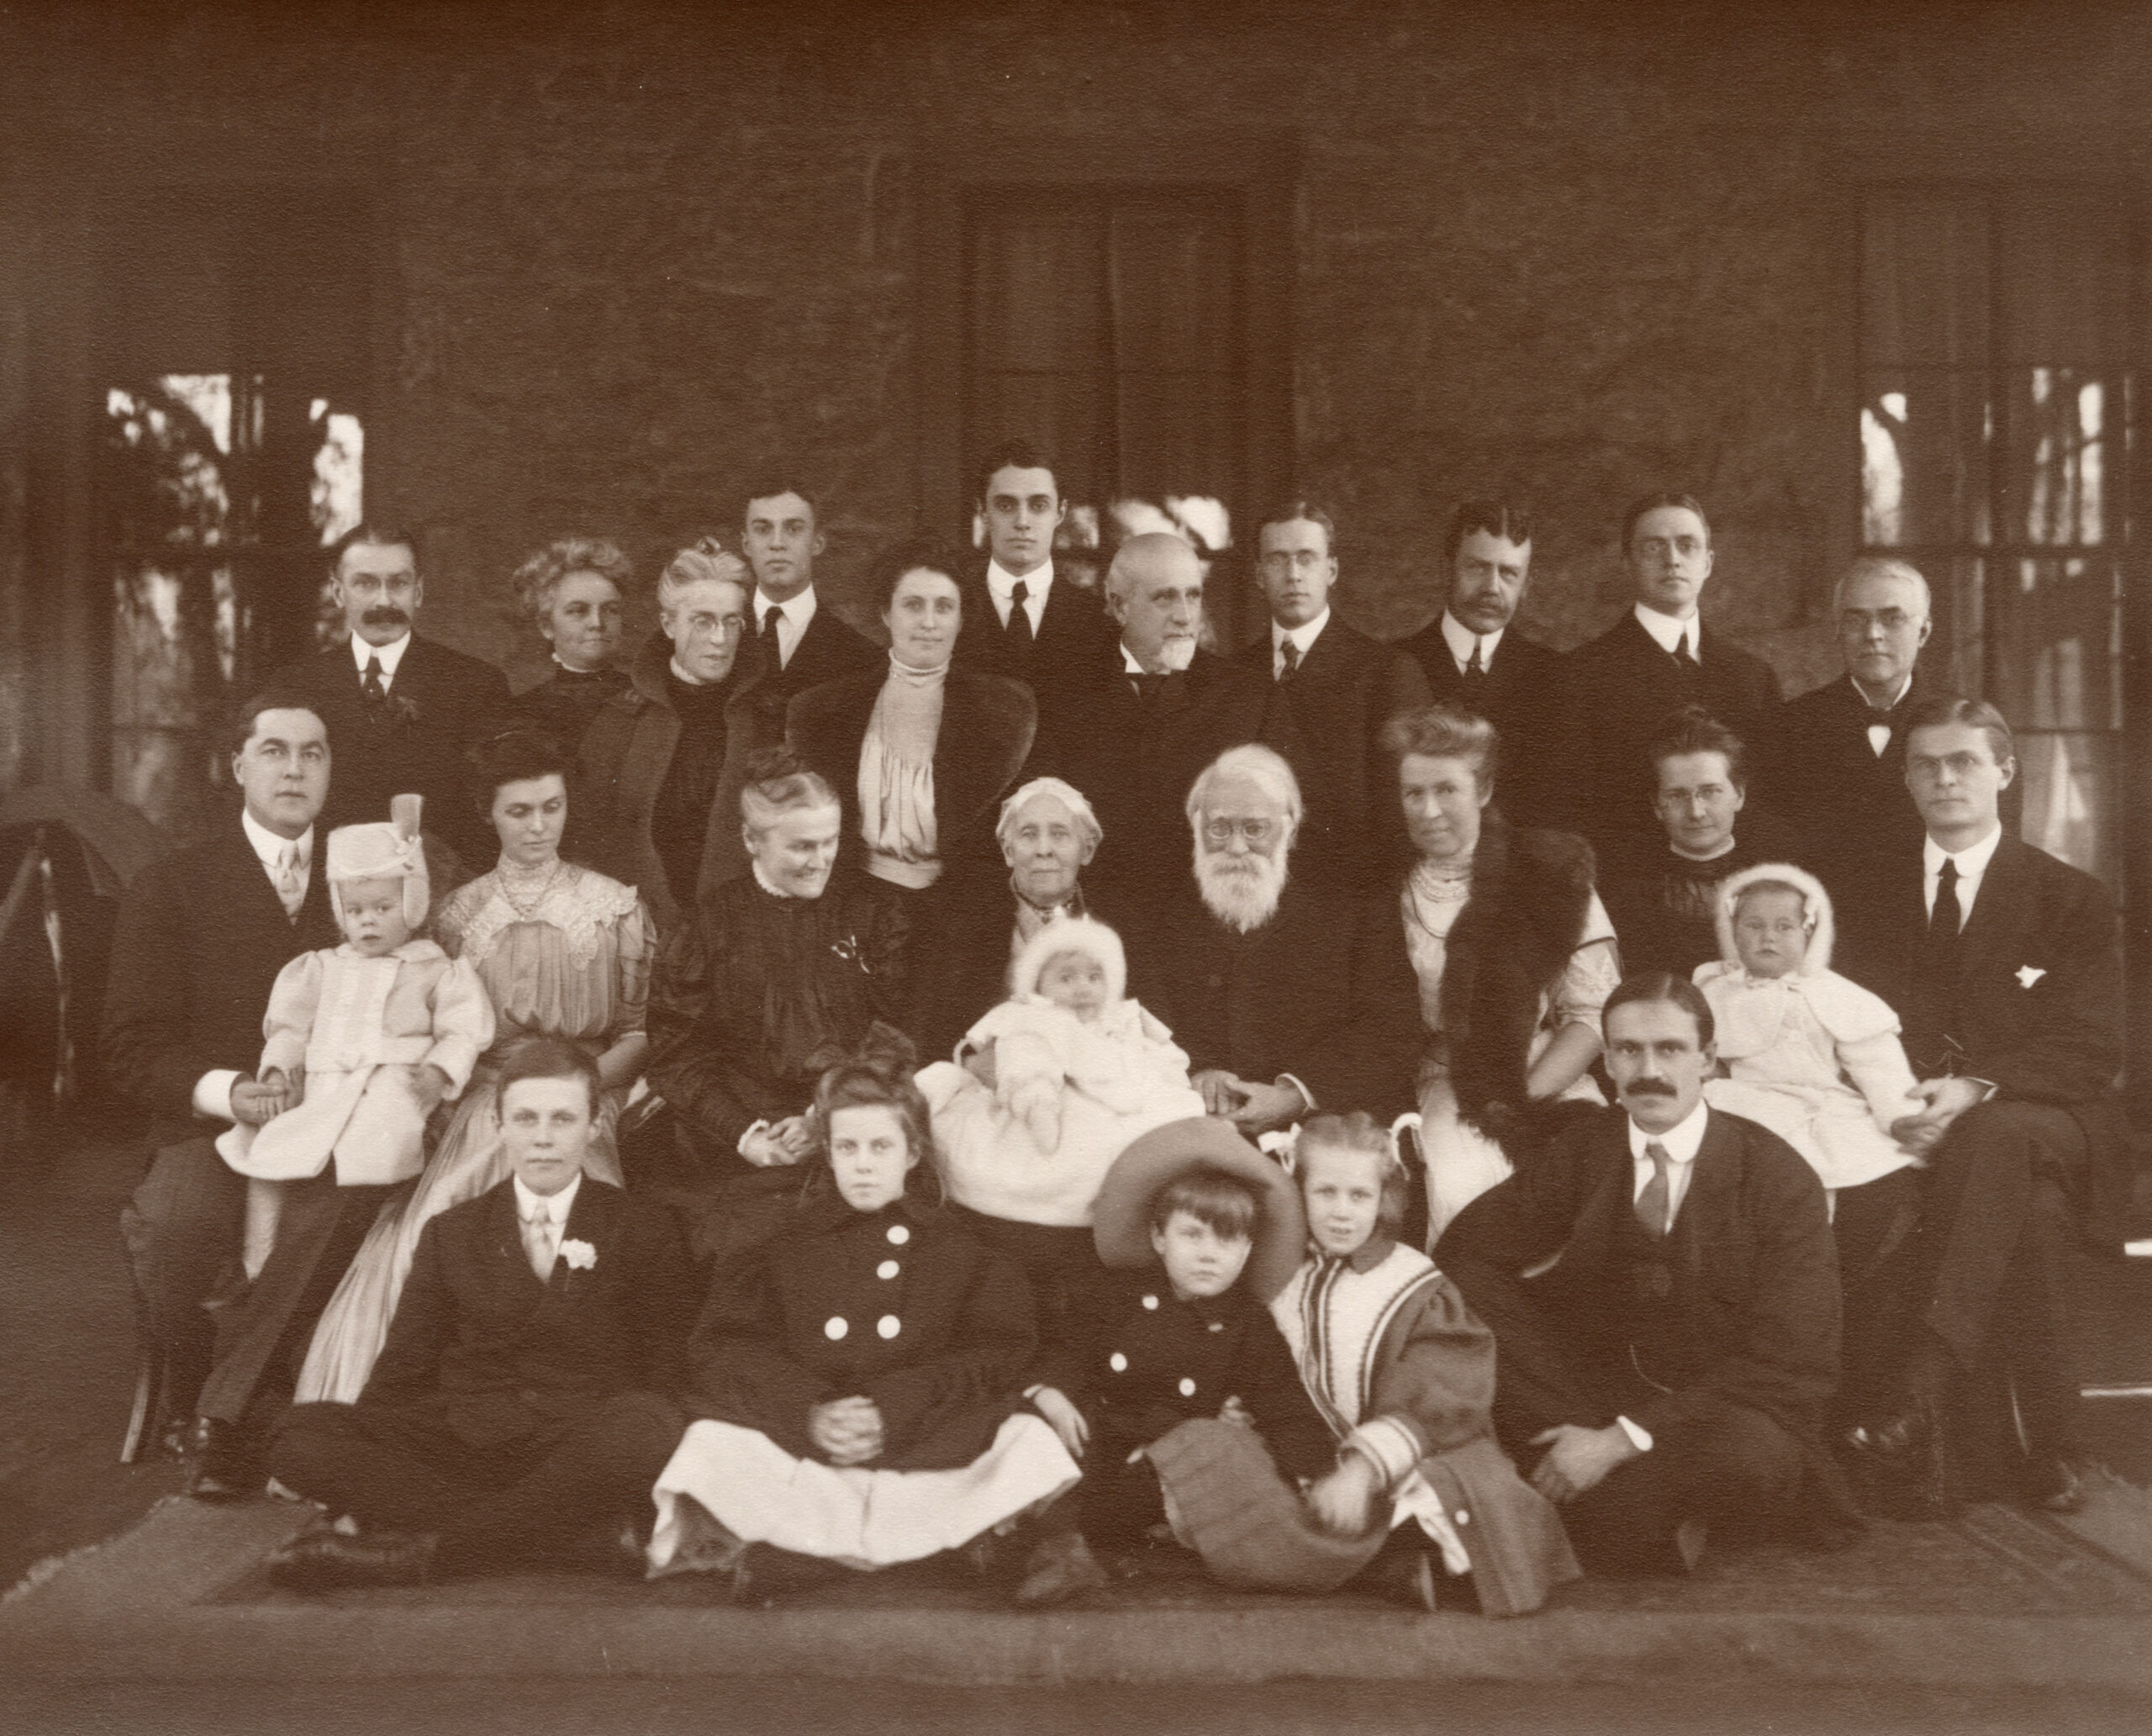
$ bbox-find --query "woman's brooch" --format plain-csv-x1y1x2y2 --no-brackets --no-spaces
830,933,869,971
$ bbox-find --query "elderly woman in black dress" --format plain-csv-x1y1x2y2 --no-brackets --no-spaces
787,537,1036,896
643,747,913,1190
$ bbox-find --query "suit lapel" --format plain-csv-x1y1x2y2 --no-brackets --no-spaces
488,1182,551,1302
1671,1111,1739,1280
1956,832,2027,972
1568,1116,1637,1274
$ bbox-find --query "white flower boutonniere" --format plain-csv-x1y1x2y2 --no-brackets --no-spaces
2016,966,2047,989
559,1238,597,1271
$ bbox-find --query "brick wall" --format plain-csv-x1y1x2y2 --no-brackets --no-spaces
3,0,2145,716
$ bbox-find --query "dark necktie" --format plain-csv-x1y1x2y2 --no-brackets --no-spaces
1635,1141,1673,1239
1007,581,1034,650
361,655,386,704
1131,672,1170,704
761,604,783,664
1671,636,1701,674
1462,638,1486,690
1925,858,1962,961
1277,637,1300,683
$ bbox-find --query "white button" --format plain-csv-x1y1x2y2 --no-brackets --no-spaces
1455,1510,1469,1525
878,1315,901,1339
877,1260,900,1280
887,1224,910,1245
1142,1295,1158,1311
1109,1353,1128,1373
1178,1378,1196,1397
824,1317,848,1340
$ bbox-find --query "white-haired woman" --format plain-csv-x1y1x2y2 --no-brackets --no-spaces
508,535,634,750
643,747,913,1190
580,541,770,934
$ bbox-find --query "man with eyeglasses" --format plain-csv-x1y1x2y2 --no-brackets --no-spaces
1395,501,1564,827
1061,533,1299,916
579,543,767,932
1233,502,1428,889
269,524,512,869
1130,745,1420,1137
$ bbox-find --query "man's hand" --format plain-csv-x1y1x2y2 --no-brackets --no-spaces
407,1063,452,1116
768,1115,817,1163
230,1075,287,1126
1306,1455,1381,1535
808,1396,884,1467
1227,1079,1305,1133
1890,1076,1987,1157
741,1122,806,1168
1191,1069,1242,1119
1528,1422,1640,1504
1217,1395,1255,1431
1031,1386,1089,1459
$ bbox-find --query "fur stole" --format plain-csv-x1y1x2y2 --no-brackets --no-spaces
1435,814,1596,1145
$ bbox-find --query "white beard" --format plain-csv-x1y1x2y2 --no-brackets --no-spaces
1195,845,1288,934
1157,635,1198,673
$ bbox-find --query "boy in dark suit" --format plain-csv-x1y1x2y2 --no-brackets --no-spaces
1438,974,1854,1575
266,1037,691,1587
738,481,880,736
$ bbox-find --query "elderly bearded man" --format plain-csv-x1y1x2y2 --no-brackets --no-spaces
912,776,1125,1061
1131,746,1421,1136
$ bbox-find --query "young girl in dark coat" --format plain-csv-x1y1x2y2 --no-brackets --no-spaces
644,1041,1081,1596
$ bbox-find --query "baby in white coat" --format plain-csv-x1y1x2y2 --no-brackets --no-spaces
1693,863,1921,1203
918,916,1206,1229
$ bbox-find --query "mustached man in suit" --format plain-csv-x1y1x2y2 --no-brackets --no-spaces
1233,501,1430,891
105,691,341,1435
1843,699,2127,1516
738,479,881,737
1394,501,1566,829
1564,493,1783,857
1438,974,1855,1575
266,1037,692,1588
953,442,1120,778
269,525,512,872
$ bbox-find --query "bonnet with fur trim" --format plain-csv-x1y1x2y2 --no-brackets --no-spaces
326,793,429,931
1010,914,1127,1008
1713,861,1835,976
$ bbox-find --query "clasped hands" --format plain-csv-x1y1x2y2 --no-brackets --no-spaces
808,1395,885,1467
1888,1075,1988,1159
1190,1069,1304,1133
233,1061,452,1127
741,1115,817,1169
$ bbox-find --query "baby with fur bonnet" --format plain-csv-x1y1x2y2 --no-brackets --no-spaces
917,916,1207,1230
1693,862,1923,1200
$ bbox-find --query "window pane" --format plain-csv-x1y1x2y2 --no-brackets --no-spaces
2001,367,2126,545
2017,729,2120,885
1985,556,2123,732
1860,188,1989,371
1860,371,1991,545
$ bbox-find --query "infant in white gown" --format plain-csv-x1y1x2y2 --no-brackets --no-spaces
1694,863,1921,1198
917,916,1206,1228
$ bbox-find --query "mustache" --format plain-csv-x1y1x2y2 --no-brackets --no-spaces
360,605,411,630
1623,1079,1677,1097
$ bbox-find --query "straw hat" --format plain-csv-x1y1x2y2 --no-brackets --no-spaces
1091,1116,1307,1302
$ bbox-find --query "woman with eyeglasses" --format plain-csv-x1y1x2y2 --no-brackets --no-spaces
1387,704,1619,1245
293,726,655,1402
785,536,1036,900
578,542,771,934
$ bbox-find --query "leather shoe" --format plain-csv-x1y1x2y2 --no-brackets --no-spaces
1014,1531,1109,1607
185,1417,261,1501
1354,1543,1439,1612
2026,1456,2088,1515
266,1526,437,1591
1843,1395,1956,1520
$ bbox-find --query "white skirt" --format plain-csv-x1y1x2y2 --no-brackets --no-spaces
646,1412,1080,1576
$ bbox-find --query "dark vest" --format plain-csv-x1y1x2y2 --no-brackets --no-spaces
1611,1196,1697,1399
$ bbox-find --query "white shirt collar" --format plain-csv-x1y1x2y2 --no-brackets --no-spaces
1628,1096,1711,1167
1272,607,1330,660
514,1172,580,1226
1632,603,1698,659
987,558,1053,604
1923,823,2005,882
1854,671,1913,712
1438,611,1505,673
754,586,817,634
350,631,413,679
1121,642,1149,676
240,808,313,875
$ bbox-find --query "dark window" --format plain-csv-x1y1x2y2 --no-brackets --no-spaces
1858,183,2135,886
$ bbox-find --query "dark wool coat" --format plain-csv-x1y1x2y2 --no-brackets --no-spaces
953,566,1121,779
101,821,340,1145
685,1192,1039,1471
1037,1262,1335,1483
1391,621,1569,830
510,663,631,758
1232,618,1432,891
1439,1106,1841,1448
268,635,514,871
578,629,774,936
1432,815,1598,1149
740,598,883,741
361,1176,695,1448
786,665,1037,884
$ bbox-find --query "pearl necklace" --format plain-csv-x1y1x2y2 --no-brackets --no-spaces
497,856,564,921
